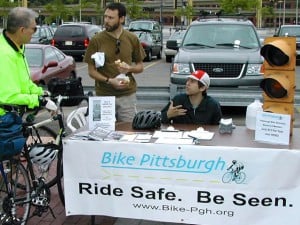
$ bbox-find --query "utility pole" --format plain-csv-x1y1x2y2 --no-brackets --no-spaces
79,0,81,22
297,0,299,24
160,0,163,24
22,0,27,7
256,0,262,28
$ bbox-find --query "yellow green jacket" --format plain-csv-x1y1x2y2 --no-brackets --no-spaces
0,31,43,116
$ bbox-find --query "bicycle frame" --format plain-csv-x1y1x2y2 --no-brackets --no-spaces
1,94,89,223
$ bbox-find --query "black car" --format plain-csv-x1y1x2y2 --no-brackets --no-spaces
51,23,101,60
133,31,162,61
30,25,54,45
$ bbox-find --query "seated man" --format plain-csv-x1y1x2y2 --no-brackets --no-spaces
161,70,222,125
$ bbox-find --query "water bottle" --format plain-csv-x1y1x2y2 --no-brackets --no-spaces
245,99,263,130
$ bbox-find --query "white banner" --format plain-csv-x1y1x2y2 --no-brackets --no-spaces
63,140,300,225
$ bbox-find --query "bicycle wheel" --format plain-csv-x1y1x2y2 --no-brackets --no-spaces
56,150,65,206
222,172,233,183
235,172,246,184
1,159,31,225
25,126,60,188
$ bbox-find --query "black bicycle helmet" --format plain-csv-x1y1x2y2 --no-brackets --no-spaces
132,110,161,130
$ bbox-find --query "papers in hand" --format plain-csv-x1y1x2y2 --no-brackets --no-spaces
91,52,105,68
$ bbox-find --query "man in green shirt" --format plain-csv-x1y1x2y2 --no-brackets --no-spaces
84,2,146,122
0,7,44,116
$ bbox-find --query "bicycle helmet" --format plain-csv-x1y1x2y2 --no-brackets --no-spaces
132,110,161,130
28,143,58,166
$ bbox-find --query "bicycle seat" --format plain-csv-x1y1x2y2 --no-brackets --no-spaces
66,106,88,132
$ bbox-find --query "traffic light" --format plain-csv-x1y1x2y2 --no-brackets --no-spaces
260,36,296,134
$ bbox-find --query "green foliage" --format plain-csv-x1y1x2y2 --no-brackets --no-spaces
0,0,17,18
174,2,194,25
218,0,258,14
125,0,144,20
44,0,71,24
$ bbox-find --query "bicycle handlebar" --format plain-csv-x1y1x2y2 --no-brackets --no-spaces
25,93,92,124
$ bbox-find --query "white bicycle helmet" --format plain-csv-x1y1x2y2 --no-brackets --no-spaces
29,143,58,166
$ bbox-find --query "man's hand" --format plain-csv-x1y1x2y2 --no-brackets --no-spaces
108,77,130,90
115,60,130,74
167,101,187,119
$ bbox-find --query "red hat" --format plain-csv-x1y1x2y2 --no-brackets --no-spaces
187,70,210,88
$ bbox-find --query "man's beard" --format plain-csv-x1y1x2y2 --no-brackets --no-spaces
105,23,119,32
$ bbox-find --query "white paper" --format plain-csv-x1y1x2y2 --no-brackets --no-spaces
255,111,291,145
88,96,115,131
183,131,215,140
152,131,183,139
155,137,194,145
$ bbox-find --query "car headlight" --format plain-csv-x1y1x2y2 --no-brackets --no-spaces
172,63,190,74
246,64,263,75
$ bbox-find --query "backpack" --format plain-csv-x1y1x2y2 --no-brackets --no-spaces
0,112,26,159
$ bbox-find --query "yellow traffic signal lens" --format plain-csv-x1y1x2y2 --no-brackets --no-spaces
260,78,287,98
260,44,289,66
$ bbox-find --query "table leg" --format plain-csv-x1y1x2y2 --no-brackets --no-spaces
91,215,95,225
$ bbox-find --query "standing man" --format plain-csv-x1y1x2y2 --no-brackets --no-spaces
161,70,222,125
84,2,146,122
0,7,44,116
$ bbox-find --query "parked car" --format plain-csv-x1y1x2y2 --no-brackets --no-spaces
274,24,300,64
167,17,263,87
133,31,162,61
25,44,76,85
30,25,54,45
129,20,163,60
164,29,186,62
51,23,101,60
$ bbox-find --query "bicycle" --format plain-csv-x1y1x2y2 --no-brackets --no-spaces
222,168,246,184
0,94,89,224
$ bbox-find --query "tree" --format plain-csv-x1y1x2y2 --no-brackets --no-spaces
125,0,145,20
174,1,194,26
44,0,71,25
218,0,258,14
0,0,17,27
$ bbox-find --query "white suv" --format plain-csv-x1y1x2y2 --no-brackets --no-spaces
167,17,263,87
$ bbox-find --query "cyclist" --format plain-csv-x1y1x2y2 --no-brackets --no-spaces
0,7,50,157
227,160,244,178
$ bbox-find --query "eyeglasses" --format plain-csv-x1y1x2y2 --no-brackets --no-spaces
30,27,37,33
115,40,120,54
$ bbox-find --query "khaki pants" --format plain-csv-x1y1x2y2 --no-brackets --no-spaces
115,93,137,122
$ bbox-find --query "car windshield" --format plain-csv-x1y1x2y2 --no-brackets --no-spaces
170,30,186,40
25,48,43,67
182,24,260,49
279,27,300,37
129,22,153,31
134,31,150,41
32,27,44,38
55,26,84,37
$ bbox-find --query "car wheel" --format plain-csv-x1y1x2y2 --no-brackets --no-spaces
166,55,172,63
145,50,152,62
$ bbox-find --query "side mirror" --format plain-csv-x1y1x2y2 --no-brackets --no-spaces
42,61,58,73
166,40,179,50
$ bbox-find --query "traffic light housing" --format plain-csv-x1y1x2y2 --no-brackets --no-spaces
260,36,296,134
